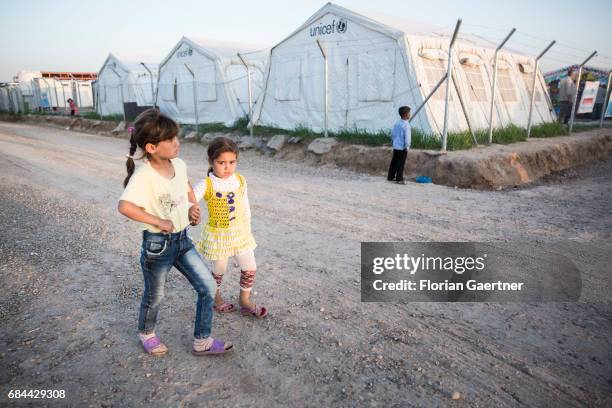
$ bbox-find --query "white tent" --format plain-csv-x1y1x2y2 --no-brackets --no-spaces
10,71,95,112
0,84,17,112
0,84,24,113
31,78,94,111
157,37,268,125
95,54,158,116
254,2,555,135
13,71,42,111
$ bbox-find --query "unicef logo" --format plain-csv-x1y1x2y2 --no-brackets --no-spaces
310,18,349,37
177,48,193,58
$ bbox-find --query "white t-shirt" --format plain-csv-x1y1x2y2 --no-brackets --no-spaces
193,173,251,220
119,158,191,233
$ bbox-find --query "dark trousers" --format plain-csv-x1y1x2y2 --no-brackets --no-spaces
558,101,572,124
387,148,408,181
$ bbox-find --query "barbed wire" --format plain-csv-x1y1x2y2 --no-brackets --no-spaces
463,22,611,63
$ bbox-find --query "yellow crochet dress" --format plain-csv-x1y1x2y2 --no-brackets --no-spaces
196,173,256,260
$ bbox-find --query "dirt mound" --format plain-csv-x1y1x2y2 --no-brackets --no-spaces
431,132,609,189
276,131,610,189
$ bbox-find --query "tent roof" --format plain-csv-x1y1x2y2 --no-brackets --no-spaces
158,37,268,69
186,37,267,57
275,2,530,57
99,53,158,77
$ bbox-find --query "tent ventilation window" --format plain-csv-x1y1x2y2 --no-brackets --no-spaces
419,49,451,101
518,63,541,102
460,57,487,102
497,66,517,102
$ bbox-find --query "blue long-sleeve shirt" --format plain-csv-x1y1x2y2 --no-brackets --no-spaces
391,119,411,150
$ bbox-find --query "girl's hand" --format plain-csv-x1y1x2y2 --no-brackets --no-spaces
156,219,174,234
189,204,201,226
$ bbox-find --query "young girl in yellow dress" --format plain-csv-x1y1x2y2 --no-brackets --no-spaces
193,137,267,318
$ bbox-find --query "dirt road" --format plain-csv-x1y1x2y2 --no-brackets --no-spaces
0,122,611,407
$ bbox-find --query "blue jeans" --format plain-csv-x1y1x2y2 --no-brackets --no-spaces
138,228,216,339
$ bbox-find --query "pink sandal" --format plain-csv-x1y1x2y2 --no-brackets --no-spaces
240,304,268,318
213,302,236,313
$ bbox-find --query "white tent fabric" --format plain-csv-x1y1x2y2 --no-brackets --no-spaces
0,85,24,113
95,54,158,116
0,83,27,113
254,2,555,135
157,37,268,125
0,85,14,112
13,71,41,111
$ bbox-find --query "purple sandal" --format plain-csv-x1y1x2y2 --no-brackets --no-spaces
191,339,233,356
141,335,167,356
240,304,268,318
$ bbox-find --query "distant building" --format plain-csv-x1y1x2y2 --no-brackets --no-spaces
11,70,97,111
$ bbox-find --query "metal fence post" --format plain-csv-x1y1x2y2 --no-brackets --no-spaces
569,51,597,134
184,63,199,134
52,78,60,111
140,62,156,106
110,67,126,121
441,19,462,151
487,28,516,144
69,73,82,111
527,40,556,139
59,80,67,112
451,70,478,146
316,39,328,137
237,53,254,138
154,65,161,109
598,71,611,128
410,73,448,123
7,87,14,113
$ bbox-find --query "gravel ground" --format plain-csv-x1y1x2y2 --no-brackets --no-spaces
0,122,611,407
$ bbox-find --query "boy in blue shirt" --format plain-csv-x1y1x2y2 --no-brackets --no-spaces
387,106,412,184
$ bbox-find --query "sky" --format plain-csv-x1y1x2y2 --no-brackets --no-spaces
1,0,611,82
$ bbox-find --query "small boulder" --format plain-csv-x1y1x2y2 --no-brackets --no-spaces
200,133,218,145
238,136,260,150
111,121,126,135
308,137,338,155
267,135,288,151
184,131,198,141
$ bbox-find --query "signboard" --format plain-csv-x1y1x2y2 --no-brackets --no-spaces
605,91,612,118
577,81,599,114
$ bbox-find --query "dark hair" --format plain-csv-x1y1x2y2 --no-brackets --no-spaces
207,137,239,176
123,109,179,187
398,106,411,117
568,68,575,75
